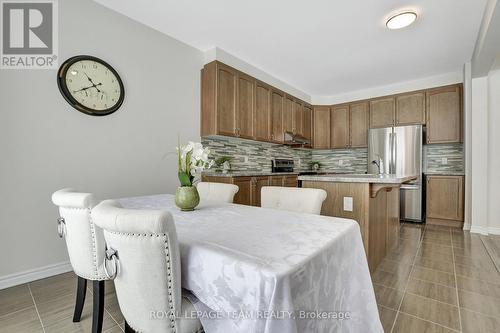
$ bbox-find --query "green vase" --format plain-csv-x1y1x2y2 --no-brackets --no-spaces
175,186,200,211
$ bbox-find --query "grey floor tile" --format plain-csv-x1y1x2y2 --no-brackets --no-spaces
392,312,458,333
0,306,43,333
377,305,397,333
406,278,457,305
460,308,500,333
458,289,500,318
0,284,34,317
373,284,404,310
29,272,77,304
399,293,460,331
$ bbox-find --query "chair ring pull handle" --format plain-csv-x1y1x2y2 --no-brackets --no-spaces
57,217,66,238
104,248,120,280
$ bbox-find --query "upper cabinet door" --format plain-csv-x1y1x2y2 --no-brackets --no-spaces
254,81,271,141
330,105,349,148
350,102,369,148
313,106,331,149
370,97,395,128
237,73,255,139
396,92,425,125
426,85,462,144
216,64,238,136
283,96,294,134
303,105,312,144
270,89,284,143
294,100,304,136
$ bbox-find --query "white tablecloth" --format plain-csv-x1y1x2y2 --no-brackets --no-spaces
119,194,382,333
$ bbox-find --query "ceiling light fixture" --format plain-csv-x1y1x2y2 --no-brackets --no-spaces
386,11,417,30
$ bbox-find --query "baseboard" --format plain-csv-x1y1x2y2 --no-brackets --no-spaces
470,225,490,235
487,226,500,235
463,222,471,231
0,261,72,290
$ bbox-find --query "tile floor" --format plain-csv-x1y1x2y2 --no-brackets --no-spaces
0,274,124,333
0,224,499,333
374,223,500,333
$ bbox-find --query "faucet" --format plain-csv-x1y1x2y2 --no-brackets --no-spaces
371,156,383,174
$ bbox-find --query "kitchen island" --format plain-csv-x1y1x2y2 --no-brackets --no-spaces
300,174,416,271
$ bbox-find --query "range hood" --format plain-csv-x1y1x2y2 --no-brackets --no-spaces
283,131,310,146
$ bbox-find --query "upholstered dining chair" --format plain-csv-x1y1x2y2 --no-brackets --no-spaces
196,182,239,203
260,186,327,215
51,188,107,333
91,200,203,333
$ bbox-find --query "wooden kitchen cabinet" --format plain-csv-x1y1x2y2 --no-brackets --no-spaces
254,81,271,141
426,175,464,228
330,102,368,149
370,97,395,128
252,176,270,207
303,105,312,145
232,177,253,205
237,73,255,139
270,89,284,143
313,106,331,149
294,100,303,136
330,105,349,148
349,102,369,147
283,95,294,134
396,92,425,125
426,85,462,144
202,174,298,206
201,62,237,137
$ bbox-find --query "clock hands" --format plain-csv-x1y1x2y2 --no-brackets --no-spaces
84,72,102,93
73,83,102,94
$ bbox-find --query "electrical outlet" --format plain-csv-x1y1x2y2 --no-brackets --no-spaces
343,197,353,212
243,156,249,163
441,157,448,165
339,160,344,166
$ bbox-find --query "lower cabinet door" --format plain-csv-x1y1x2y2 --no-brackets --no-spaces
252,176,270,207
232,177,252,205
284,175,298,187
269,176,284,186
426,176,464,221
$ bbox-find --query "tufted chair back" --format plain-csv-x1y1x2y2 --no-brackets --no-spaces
197,182,239,203
91,200,183,333
261,186,327,215
51,188,107,280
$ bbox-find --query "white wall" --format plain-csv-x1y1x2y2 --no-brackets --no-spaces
312,71,463,105
487,67,500,233
205,47,311,103
0,0,204,287
469,59,500,235
470,77,489,233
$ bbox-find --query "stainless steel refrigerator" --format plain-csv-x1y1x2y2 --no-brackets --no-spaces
368,125,423,222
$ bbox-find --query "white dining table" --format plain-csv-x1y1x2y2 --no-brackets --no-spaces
118,194,383,333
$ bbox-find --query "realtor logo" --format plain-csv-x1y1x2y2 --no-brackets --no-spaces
1,0,58,69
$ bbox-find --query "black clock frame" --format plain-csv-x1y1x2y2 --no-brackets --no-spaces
57,55,125,116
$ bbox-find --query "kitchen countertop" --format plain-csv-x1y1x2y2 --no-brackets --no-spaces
298,174,417,184
202,171,300,177
424,172,465,176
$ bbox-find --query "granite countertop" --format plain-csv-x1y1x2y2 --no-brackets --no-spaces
298,174,417,184
202,171,300,177
424,171,465,176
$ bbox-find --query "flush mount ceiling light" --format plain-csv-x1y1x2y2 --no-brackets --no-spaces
386,11,417,30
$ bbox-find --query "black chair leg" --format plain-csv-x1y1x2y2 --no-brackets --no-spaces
92,280,105,333
124,321,135,333
72,277,87,322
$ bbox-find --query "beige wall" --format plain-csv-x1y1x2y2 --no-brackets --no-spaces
0,0,203,285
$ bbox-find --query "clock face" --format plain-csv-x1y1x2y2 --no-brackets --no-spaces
57,56,124,116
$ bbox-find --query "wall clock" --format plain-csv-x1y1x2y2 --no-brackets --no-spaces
57,55,125,116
